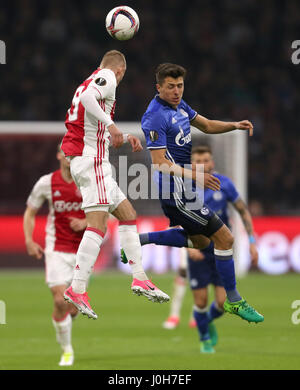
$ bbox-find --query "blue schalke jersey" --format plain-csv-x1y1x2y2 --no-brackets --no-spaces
196,172,240,227
142,95,197,195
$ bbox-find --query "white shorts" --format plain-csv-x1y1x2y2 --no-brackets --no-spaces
45,250,77,288
70,156,126,213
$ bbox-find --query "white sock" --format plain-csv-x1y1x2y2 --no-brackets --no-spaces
52,313,73,353
72,228,104,294
170,276,186,318
119,222,148,281
194,304,208,313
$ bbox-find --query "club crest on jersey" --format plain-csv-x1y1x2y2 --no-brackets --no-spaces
200,207,209,215
95,77,107,86
149,130,159,142
175,126,191,146
179,108,189,117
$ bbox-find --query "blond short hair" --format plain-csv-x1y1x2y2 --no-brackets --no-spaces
100,50,126,68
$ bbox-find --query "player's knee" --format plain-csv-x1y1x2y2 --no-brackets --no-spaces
88,223,107,235
216,300,225,311
224,233,234,249
214,231,234,250
54,295,68,312
128,209,137,221
194,296,208,309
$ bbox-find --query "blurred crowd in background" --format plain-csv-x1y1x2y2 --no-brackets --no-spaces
1,0,299,215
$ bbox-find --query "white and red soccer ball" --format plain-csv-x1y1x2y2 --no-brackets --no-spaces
106,6,139,41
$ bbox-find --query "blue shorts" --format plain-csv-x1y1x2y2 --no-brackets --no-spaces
187,250,223,289
160,194,223,237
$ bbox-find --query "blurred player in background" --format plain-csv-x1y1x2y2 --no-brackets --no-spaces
23,144,87,366
137,63,263,330
160,145,259,353
62,50,169,320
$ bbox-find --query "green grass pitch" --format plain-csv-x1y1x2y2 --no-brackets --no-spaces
0,270,300,370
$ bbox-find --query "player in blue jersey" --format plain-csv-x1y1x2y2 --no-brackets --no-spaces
148,145,258,353
122,63,263,332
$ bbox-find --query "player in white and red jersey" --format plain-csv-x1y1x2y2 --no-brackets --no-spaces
23,145,87,366
61,50,169,320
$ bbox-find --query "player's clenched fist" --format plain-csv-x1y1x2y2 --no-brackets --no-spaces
128,135,143,152
234,120,253,136
26,240,44,260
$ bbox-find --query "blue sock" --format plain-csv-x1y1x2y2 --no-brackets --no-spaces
214,250,242,303
207,301,224,323
193,306,210,341
139,228,188,248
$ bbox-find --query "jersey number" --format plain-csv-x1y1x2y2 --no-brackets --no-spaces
68,85,85,122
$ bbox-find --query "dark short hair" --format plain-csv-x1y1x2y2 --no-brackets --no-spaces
155,63,187,85
192,145,212,155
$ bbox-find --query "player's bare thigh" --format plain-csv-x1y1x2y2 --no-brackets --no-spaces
210,224,234,250
188,224,233,250
85,210,110,233
188,234,211,249
111,198,137,222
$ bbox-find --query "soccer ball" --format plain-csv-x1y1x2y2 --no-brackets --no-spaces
105,6,139,41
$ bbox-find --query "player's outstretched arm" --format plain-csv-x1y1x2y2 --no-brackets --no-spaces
150,148,220,191
233,198,259,266
191,114,253,136
23,206,44,260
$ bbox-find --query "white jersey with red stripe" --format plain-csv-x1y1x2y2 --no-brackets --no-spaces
27,170,86,254
62,68,116,161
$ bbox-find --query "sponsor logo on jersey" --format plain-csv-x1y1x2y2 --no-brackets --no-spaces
213,191,223,201
54,201,82,212
200,207,209,215
95,77,107,86
175,126,191,146
172,117,177,124
53,190,61,197
149,130,159,142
